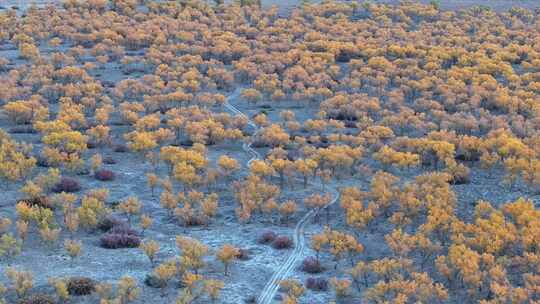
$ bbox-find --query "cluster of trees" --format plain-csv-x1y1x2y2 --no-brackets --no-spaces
306,171,540,302
0,267,142,304
0,0,539,303
149,236,241,303
0,130,36,185
3,0,540,192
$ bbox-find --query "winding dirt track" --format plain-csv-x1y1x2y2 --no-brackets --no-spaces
224,91,340,304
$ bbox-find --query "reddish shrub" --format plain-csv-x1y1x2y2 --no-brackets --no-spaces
301,256,324,273
306,277,328,291
258,231,277,244
97,216,124,232
109,225,139,236
52,177,81,193
272,235,293,249
100,233,141,249
95,169,115,181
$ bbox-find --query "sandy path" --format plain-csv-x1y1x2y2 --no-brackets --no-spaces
224,91,340,304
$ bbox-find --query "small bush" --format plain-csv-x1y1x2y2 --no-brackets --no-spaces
314,142,330,149
108,200,122,208
258,231,277,244
183,214,206,226
36,156,50,168
100,233,141,249
87,141,97,149
451,174,470,185
52,177,81,193
67,277,95,296
19,294,55,304
344,121,358,128
301,257,324,274
109,225,139,236
76,168,91,176
448,164,471,185
102,81,115,88
97,216,124,232
236,248,251,261
114,144,129,153
179,140,194,147
306,277,328,291
103,156,117,164
95,169,115,181
17,196,53,209
455,152,480,162
272,235,293,249
144,273,166,288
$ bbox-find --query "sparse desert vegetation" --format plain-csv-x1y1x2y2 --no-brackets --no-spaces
0,0,539,303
